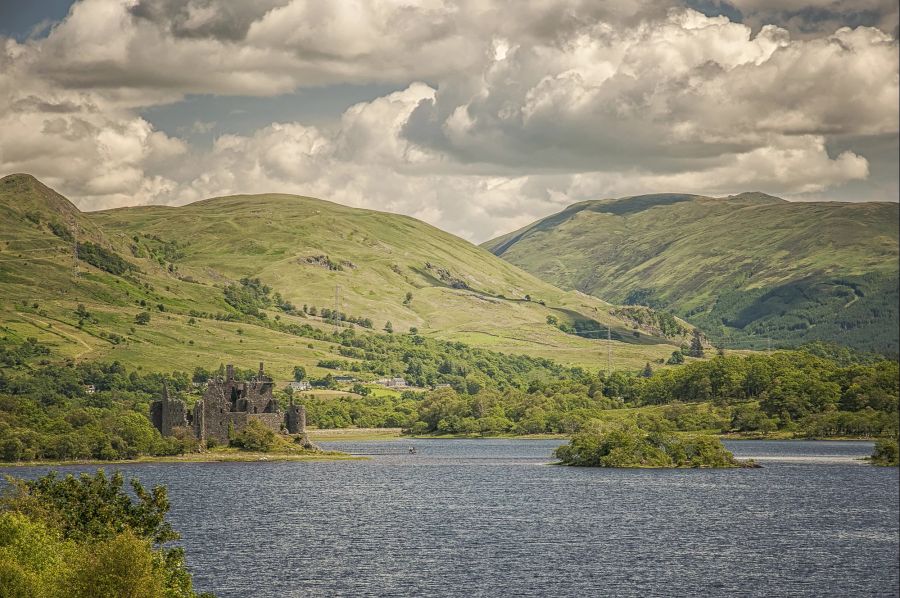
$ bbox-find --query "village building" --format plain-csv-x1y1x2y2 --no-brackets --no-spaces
289,380,311,391
376,376,408,388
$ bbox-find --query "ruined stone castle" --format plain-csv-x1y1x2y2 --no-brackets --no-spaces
151,363,307,445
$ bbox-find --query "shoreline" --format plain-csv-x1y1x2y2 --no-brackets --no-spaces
310,428,881,442
0,449,362,468
1,431,879,467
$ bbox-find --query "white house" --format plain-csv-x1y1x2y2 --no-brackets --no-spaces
376,377,408,388
289,380,311,391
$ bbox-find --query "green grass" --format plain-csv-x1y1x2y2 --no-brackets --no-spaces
0,174,686,377
484,192,899,354
0,447,359,467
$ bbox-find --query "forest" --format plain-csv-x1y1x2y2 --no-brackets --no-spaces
0,334,897,462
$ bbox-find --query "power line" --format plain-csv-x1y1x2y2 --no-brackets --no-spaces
333,285,341,332
0,256,68,264
0,247,69,253
0,238,68,244
69,213,79,278
606,325,611,375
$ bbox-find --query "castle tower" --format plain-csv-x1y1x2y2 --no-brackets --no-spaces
285,396,306,434
150,382,187,437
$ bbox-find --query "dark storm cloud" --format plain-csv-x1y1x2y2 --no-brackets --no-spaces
707,0,898,37
129,0,289,41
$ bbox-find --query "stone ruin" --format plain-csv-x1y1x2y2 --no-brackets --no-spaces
151,363,311,448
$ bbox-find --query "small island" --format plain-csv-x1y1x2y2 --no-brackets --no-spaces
554,419,755,468
869,438,899,466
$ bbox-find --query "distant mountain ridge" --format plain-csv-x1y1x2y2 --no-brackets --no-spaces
483,192,899,355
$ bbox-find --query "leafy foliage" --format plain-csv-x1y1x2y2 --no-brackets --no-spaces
76,242,135,276
0,360,196,462
307,348,898,438
48,221,74,242
229,420,277,452
223,277,272,318
611,306,687,338
0,471,209,597
870,438,898,466
554,419,745,467
0,337,50,367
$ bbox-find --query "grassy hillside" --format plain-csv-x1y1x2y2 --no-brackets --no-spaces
0,174,684,379
484,192,899,355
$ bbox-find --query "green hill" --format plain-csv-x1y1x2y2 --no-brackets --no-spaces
483,192,900,355
0,173,685,378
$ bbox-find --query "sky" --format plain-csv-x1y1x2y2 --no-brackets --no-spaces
0,0,897,242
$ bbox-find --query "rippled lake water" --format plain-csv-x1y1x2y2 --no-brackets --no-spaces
6,440,898,597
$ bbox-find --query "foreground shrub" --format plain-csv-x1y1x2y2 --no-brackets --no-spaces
0,470,211,598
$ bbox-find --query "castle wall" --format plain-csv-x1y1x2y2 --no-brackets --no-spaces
203,409,243,444
150,397,187,437
154,364,300,446
249,413,283,433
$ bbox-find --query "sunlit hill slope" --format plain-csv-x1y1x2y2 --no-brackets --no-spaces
484,193,899,354
0,174,685,378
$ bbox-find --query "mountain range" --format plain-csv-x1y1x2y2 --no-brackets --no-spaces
483,192,899,355
0,174,686,379
3,174,896,383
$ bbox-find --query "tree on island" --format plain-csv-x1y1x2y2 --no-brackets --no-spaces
554,419,750,468
871,438,899,466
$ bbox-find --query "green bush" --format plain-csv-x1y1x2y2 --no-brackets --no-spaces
871,437,899,466
0,471,207,597
229,420,277,452
76,242,135,276
554,419,745,468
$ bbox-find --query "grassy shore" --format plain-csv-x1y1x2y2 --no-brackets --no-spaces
4,430,873,468
308,427,406,441
0,447,360,468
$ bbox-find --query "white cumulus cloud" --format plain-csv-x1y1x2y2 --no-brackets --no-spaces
0,1,896,241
